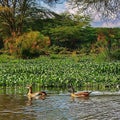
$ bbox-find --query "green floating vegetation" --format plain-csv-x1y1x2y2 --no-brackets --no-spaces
0,55,120,88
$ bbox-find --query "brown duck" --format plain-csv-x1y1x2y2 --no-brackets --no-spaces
69,86,91,98
26,85,47,100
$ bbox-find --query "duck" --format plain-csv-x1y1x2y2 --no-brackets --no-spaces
69,86,91,98
26,85,47,100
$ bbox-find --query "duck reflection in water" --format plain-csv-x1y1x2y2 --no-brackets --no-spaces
71,95,90,103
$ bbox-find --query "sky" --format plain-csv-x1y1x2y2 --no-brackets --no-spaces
49,1,120,28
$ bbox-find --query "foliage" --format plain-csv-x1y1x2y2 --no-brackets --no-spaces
0,55,119,87
110,49,120,60
47,13,95,51
91,28,120,59
0,54,16,62
28,13,91,35
25,15,120,57
0,0,59,38
0,1,31,37
50,25,97,51
16,31,50,58
49,45,68,54
4,31,50,58
94,50,109,63
0,36,4,49
0,0,120,59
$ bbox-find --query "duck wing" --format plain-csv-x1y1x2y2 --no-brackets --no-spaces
74,91,91,97
39,91,47,96
32,92,41,97
34,91,47,96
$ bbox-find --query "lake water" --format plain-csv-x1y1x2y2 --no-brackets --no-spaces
0,86,120,120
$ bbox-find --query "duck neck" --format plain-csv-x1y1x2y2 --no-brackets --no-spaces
71,87,75,94
28,87,32,94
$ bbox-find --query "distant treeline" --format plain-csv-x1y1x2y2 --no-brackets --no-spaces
0,14,120,59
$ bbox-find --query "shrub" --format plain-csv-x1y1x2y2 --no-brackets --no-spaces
4,31,50,58
0,36,4,49
110,49,120,60
94,50,109,62
15,31,50,58
49,45,67,54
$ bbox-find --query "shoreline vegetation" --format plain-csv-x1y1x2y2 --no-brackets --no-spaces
0,0,119,90
0,54,119,89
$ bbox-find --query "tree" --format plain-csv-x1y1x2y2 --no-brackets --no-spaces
67,0,120,20
0,1,29,37
0,0,59,38
48,0,120,20
49,13,96,51
0,0,59,56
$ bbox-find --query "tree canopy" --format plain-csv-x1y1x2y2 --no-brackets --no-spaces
0,0,58,37
0,0,119,38
0,0,120,59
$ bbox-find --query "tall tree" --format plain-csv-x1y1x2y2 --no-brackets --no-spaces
0,0,58,38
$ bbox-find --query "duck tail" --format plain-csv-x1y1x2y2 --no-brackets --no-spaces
88,91,92,94
40,91,47,96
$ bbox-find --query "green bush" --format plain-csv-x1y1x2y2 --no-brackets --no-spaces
15,31,50,58
49,45,67,54
0,36,4,49
94,50,109,62
111,49,120,60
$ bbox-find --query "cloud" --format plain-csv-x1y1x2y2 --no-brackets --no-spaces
101,21,120,27
46,1,120,28
51,3,67,13
65,2,120,28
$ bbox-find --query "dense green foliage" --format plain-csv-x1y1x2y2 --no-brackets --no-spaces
3,31,50,58
50,26,96,51
15,31,50,58
0,0,59,37
0,55,119,87
0,0,119,89
23,13,120,59
0,3,120,60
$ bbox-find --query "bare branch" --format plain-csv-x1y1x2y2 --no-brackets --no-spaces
67,0,120,20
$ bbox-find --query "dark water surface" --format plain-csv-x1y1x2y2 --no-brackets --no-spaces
0,87,120,120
